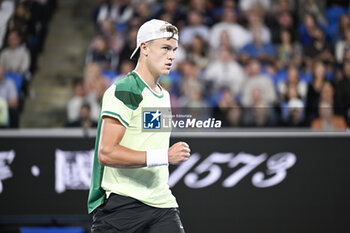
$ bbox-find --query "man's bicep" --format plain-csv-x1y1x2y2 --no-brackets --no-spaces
100,116,127,147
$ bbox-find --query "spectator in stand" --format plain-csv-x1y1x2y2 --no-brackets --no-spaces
242,87,277,127
83,63,108,121
118,26,138,68
178,61,209,120
267,0,297,42
151,0,187,28
239,24,277,66
113,59,134,83
299,12,328,47
67,77,86,123
335,26,350,64
8,1,46,73
277,64,308,101
20,0,55,55
320,81,344,115
0,0,15,49
276,29,303,69
178,60,206,107
209,7,251,53
335,59,350,124
284,98,306,127
215,30,233,52
159,75,180,109
0,65,18,128
97,0,133,26
0,30,31,74
311,100,347,131
179,10,210,48
8,3,32,41
298,0,327,25
280,85,305,123
241,59,277,107
212,87,242,127
204,46,245,95
239,0,271,16
211,0,238,22
225,104,243,127
325,1,348,44
304,26,335,68
133,1,151,23
188,0,213,26
334,14,350,43
93,0,108,26
305,60,327,123
66,102,98,129
99,19,124,55
269,10,298,45
246,13,272,44
270,0,295,17
86,35,118,72
186,35,209,70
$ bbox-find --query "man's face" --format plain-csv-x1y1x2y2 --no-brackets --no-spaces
8,32,20,49
145,38,178,76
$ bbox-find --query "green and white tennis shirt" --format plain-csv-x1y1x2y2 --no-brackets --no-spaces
88,71,177,214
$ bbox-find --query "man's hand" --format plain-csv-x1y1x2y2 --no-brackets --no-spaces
168,142,191,164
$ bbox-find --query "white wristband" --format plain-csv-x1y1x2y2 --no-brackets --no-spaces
146,149,169,168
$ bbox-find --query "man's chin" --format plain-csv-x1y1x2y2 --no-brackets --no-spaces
161,70,171,75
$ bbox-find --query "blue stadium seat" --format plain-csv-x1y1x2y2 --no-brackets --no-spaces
5,72,23,94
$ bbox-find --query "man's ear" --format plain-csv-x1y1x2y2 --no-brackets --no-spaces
140,42,148,57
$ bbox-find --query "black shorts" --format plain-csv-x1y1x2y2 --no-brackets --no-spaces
91,193,185,233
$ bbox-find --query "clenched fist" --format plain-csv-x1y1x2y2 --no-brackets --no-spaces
168,142,191,164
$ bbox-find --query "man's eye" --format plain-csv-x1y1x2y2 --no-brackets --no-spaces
163,47,170,50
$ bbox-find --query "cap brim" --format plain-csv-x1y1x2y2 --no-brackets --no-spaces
130,47,139,60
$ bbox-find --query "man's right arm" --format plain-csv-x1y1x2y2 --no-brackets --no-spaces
98,116,191,168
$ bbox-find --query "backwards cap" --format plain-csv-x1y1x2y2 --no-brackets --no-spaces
130,19,179,59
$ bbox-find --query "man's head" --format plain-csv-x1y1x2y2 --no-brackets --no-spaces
131,19,179,76
94,35,107,53
80,102,92,121
8,31,22,49
312,26,325,42
222,7,236,23
247,59,261,76
72,77,85,97
130,19,178,60
319,100,333,121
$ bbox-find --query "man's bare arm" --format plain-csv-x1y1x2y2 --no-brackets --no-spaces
98,117,191,168
98,116,146,168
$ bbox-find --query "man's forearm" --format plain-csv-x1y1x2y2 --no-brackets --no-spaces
98,144,147,168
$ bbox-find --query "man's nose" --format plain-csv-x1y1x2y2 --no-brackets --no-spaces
168,50,175,60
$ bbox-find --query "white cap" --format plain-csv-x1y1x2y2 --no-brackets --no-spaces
130,19,179,59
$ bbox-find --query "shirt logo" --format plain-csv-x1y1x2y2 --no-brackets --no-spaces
143,110,161,129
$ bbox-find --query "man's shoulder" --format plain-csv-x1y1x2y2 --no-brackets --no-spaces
107,72,146,110
113,72,146,95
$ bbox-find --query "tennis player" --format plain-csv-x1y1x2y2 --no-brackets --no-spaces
88,19,190,233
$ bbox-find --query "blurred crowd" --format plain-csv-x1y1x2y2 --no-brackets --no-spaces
65,0,349,130
0,0,56,128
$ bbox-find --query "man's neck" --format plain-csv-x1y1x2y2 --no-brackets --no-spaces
134,64,160,93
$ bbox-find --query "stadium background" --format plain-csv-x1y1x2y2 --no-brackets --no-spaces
0,0,350,232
